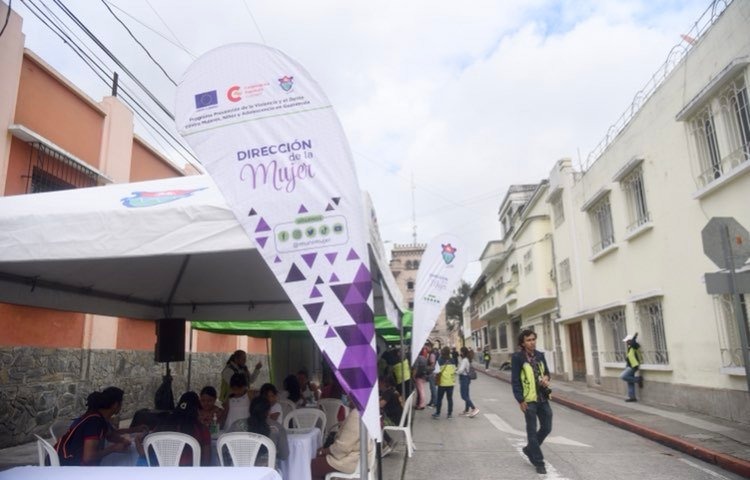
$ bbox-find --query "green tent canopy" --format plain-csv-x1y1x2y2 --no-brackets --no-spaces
191,311,412,339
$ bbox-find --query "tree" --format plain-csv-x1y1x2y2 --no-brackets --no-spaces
445,280,472,345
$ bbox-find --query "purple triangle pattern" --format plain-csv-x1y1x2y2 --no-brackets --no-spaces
274,256,282,263
315,276,325,285
298,204,308,213
332,197,341,205
255,217,271,232
256,236,268,248
310,286,322,298
248,208,257,216
329,273,339,283
303,302,324,322
335,324,373,346
325,253,337,264
285,263,305,283
325,327,337,338
346,248,359,260
302,253,317,268
325,203,334,211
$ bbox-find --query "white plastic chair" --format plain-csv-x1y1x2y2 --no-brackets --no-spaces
142,431,201,466
285,408,326,444
325,439,376,480
48,419,71,444
217,431,276,467
383,391,416,457
34,434,60,466
278,398,296,426
228,418,249,432
317,398,346,436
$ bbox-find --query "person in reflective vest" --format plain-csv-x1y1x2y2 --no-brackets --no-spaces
392,348,412,398
511,329,552,475
620,333,643,402
431,346,457,419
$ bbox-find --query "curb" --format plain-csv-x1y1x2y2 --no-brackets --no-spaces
480,368,750,478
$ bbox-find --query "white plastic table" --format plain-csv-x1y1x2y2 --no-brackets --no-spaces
0,466,282,479
279,427,321,480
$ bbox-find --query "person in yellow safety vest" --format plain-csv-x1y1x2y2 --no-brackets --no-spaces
511,329,552,475
392,349,412,399
431,346,457,419
620,333,644,402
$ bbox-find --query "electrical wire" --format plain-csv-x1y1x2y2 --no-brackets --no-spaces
241,0,266,44
0,0,12,38
98,0,177,86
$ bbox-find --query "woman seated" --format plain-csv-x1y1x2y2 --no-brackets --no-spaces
243,396,289,466
310,396,372,480
259,383,282,422
222,372,255,430
55,387,131,466
137,391,211,466
198,386,224,427
279,374,306,408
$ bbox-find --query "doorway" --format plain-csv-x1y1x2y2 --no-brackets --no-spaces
568,322,586,381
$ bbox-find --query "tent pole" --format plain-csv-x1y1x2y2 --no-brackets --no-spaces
360,418,368,480
187,324,194,390
266,337,273,384
399,312,406,400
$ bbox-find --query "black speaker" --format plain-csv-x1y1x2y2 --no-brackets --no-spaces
155,318,186,362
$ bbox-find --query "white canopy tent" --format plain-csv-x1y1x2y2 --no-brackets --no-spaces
0,174,403,321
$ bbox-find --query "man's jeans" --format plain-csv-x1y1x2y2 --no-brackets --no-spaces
524,401,552,466
435,386,454,416
620,367,638,399
459,375,475,412
428,374,437,405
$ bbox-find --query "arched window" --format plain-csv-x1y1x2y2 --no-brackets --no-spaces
407,281,414,291
406,260,413,269
413,260,420,269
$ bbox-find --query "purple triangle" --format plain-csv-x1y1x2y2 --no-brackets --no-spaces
344,302,374,324
302,253,317,268
330,283,350,304
325,327,337,338
274,256,282,263
303,302,324,321
344,286,367,305
285,263,305,283
298,204,308,213
335,325,370,345
315,276,325,285
346,248,359,260
256,236,268,248
255,217,271,232
325,253,337,264
310,286,322,298
353,263,371,283
332,197,341,205
330,272,339,283
248,208,257,216
325,203,334,211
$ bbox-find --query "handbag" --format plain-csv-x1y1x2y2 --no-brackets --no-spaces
468,364,477,380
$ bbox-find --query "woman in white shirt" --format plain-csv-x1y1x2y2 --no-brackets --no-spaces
222,372,252,430
457,347,479,417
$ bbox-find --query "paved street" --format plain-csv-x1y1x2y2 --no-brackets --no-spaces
392,373,746,480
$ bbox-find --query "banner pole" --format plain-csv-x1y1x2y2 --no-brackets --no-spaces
360,418,368,480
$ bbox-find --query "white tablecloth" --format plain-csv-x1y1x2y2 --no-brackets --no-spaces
0,466,281,479
99,437,220,467
279,427,321,480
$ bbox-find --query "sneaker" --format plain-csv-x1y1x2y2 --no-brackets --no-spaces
535,464,547,474
637,376,644,389
446,414,453,419
431,413,440,419
625,397,637,402
468,408,480,418
459,411,469,416
522,446,531,462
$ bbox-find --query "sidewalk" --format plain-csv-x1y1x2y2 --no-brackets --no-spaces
479,366,750,478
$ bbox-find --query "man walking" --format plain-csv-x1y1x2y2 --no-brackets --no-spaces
511,329,552,475
620,333,643,402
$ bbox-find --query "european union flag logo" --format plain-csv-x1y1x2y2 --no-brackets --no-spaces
194,90,218,108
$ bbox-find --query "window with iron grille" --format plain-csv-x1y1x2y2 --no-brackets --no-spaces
713,294,748,368
601,307,627,362
551,195,564,228
588,195,615,255
558,258,571,291
687,74,750,188
635,297,669,365
489,325,498,350
621,166,651,233
25,143,98,193
406,280,414,291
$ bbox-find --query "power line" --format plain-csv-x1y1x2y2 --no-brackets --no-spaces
143,0,195,59
241,0,266,44
98,0,177,86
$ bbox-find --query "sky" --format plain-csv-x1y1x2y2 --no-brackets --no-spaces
9,0,710,282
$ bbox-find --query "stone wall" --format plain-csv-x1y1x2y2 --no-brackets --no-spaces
0,347,269,448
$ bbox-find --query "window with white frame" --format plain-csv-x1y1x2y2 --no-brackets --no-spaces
601,307,627,362
621,166,650,232
588,195,615,255
713,294,748,368
523,250,533,274
687,73,750,188
635,297,669,365
489,325,498,350
558,258,571,290
482,326,488,347
551,195,564,227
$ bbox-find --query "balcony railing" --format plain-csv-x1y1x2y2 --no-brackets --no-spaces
600,349,669,365
698,142,750,187
720,347,746,368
